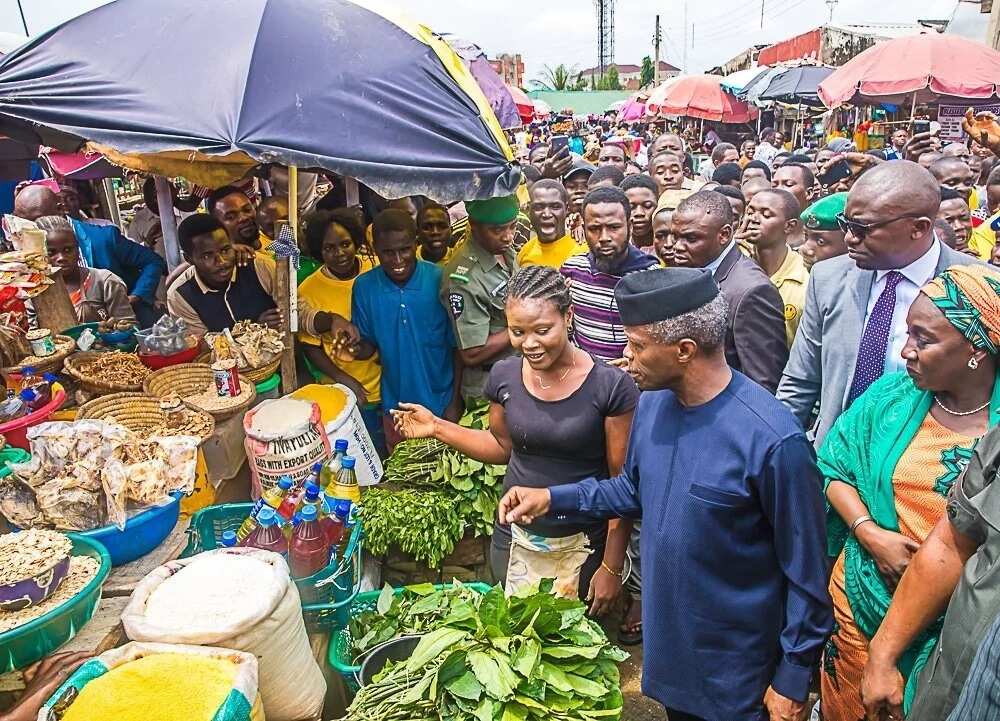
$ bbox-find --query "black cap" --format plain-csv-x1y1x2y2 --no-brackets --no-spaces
563,158,596,181
614,268,719,326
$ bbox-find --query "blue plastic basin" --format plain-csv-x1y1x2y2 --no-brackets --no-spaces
71,493,181,566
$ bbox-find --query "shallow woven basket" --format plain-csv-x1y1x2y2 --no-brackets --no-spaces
75,391,215,444
143,363,256,421
1,335,77,375
63,351,150,393
194,352,281,384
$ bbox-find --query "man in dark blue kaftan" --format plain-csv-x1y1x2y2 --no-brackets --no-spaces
499,266,832,721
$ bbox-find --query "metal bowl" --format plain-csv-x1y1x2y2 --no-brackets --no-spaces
357,635,423,687
0,554,71,612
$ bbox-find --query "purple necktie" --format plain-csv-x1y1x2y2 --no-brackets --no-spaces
847,271,904,405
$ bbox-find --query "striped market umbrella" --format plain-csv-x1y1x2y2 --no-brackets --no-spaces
0,0,518,201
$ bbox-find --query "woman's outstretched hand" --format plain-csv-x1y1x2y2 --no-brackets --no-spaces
391,403,438,439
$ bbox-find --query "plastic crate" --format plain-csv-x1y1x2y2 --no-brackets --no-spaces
182,502,363,631
328,581,492,691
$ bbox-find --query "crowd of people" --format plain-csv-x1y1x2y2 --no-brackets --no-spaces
13,112,1000,721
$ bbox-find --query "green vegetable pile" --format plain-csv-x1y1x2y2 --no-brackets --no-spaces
360,488,464,569
350,582,486,656
360,402,506,568
345,580,628,721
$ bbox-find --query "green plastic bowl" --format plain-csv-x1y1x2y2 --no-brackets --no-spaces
0,536,111,674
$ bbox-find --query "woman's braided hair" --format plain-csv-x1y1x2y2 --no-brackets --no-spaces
506,265,571,315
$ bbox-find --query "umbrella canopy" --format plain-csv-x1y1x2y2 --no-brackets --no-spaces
616,94,648,122
818,33,1000,107
720,66,770,94
507,84,535,124
647,74,756,123
532,99,552,117
42,150,122,180
440,34,521,130
757,65,834,106
0,0,517,202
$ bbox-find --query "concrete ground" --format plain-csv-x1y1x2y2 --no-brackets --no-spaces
617,636,668,721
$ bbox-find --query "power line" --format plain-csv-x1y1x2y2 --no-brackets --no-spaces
695,0,814,43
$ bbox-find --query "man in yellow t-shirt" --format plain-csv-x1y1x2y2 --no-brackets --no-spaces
415,202,458,265
297,209,382,411
517,179,586,268
744,188,809,348
969,165,1000,260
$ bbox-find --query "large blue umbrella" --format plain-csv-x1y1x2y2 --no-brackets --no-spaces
0,0,518,201
753,66,835,107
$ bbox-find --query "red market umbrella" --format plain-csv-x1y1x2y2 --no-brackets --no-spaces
818,33,1000,107
647,74,756,123
507,84,534,124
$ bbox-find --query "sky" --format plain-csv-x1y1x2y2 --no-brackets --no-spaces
1,0,964,84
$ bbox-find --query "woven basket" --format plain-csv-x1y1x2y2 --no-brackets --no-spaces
194,352,281,384
63,351,151,394
1,335,77,376
75,392,215,444
143,363,256,421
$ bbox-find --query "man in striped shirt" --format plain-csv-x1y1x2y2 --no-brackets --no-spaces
559,187,659,362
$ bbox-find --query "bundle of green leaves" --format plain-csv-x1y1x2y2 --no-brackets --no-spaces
345,581,628,721
359,487,465,569
350,582,486,656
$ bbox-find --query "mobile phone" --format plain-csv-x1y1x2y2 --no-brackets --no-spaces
550,134,569,154
818,159,851,187
912,119,930,134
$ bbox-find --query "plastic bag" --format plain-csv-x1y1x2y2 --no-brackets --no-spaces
244,397,331,497
122,548,325,721
37,641,264,721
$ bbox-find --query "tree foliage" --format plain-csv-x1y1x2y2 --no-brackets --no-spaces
595,65,621,91
531,63,577,91
640,56,655,87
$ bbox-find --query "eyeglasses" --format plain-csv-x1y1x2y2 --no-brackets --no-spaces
835,212,927,240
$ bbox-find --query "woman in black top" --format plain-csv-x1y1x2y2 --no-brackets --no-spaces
393,266,638,612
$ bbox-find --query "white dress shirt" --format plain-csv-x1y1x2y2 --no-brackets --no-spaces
865,241,940,375
705,240,737,275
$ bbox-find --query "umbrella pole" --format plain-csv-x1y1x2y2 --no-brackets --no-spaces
910,92,917,122
277,166,299,394
101,178,122,228
154,176,182,271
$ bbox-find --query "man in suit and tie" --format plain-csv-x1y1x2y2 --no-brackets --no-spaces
777,161,981,445
670,190,789,392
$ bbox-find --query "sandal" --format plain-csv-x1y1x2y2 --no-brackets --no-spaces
618,596,643,646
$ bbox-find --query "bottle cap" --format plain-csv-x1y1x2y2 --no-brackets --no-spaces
259,507,276,525
42,372,58,383
334,439,349,451
334,500,352,517
311,462,323,473
300,504,318,521
340,456,356,469
221,530,237,547
277,476,293,490
305,482,320,497
21,366,34,375
19,389,37,403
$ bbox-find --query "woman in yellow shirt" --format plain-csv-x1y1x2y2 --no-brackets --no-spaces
298,208,384,451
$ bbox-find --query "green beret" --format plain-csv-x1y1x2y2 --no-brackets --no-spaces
800,192,847,231
466,195,519,226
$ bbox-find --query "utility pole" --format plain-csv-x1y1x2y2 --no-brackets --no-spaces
826,0,839,23
653,15,662,84
761,0,765,29
683,0,688,74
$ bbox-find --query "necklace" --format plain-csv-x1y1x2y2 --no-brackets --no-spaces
934,396,990,417
534,350,578,390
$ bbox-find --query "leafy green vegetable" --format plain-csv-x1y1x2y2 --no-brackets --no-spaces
345,584,628,721
356,487,464,569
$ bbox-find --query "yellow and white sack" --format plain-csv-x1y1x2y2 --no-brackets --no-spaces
122,548,325,721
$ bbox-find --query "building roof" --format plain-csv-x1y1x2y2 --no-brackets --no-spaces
828,22,943,38
580,60,680,75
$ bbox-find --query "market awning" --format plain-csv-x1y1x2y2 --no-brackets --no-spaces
0,0,518,202
647,75,757,123
818,33,1000,107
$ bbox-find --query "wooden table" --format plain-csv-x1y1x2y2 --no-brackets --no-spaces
102,517,191,597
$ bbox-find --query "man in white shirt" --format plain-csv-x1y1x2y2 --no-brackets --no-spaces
777,161,981,445
754,127,780,168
